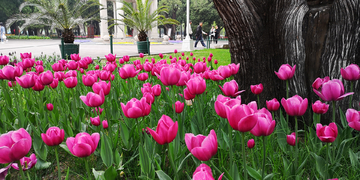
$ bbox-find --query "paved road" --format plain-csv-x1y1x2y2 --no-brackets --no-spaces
0,38,228,60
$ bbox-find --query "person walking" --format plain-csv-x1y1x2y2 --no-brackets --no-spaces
0,22,6,43
209,26,215,43
214,25,220,44
194,22,207,48
186,20,193,39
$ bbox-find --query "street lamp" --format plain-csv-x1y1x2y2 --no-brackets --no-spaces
181,0,193,51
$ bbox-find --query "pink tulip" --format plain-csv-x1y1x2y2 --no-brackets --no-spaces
0,128,32,164
214,95,236,118
20,52,32,60
83,57,93,64
312,77,329,91
143,62,153,72
143,93,155,104
52,63,64,72
169,55,173,59
193,57,196,61
16,74,36,88
214,59,218,64
250,83,263,95
0,55,9,65
275,64,296,80
286,132,296,146
66,61,78,70
176,71,191,86
250,108,276,136
92,80,111,96
190,52,194,56
35,60,43,66
63,77,78,88
32,77,45,91
184,87,196,100
39,70,53,85
119,64,140,79
346,109,360,131
54,72,65,81
186,76,206,95
58,59,67,66
105,54,116,62
247,139,255,149
181,52,185,56
138,73,149,81
99,70,111,81
95,65,100,70
80,90,105,107
226,103,258,132
174,101,184,113
193,164,224,180
78,60,88,69
147,115,178,145
41,127,65,146
218,65,232,79
21,58,35,69
65,70,77,78
50,78,59,88
219,80,244,97
35,65,44,74
174,49,178,54
139,53,144,58
152,84,162,96
121,97,151,119
281,95,308,116
312,100,329,114
93,107,103,115
90,116,101,126
208,70,225,81
341,64,360,81
46,103,54,111
102,120,108,129
313,79,353,102
185,130,218,161
159,53,164,58
156,66,181,86
82,74,97,87
8,81,15,87
123,55,130,62
70,54,81,61
193,62,207,73
11,154,37,171
66,132,100,157
0,65,23,81
316,123,338,143
266,98,280,111
207,56,212,62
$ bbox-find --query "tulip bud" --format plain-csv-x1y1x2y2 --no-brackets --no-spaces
250,83,263,95
286,132,296,146
90,116,101,126
102,120,108,129
247,139,255,149
312,100,329,114
46,103,54,111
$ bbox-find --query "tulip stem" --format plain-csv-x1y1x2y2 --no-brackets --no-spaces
84,157,92,180
349,81,353,108
294,116,299,172
241,132,248,180
332,101,335,123
326,143,330,179
209,160,223,177
261,136,266,180
228,123,233,170
17,160,26,180
55,146,62,180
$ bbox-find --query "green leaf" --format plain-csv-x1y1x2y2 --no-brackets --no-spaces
156,170,173,180
104,166,117,180
349,148,359,168
119,121,130,149
230,162,240,180
139,144,151,175
246,166,261,180
59,143,71,155
35,159,51,170
100,132,114,167
92,168,105,180
176,153,192,173
33,133,48,161
65,167,70,180
264,173,274,180
311,152,326,178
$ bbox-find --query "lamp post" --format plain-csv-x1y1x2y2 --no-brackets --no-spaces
181,0,193,51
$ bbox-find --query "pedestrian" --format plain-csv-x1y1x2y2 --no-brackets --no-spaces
194,22,207,48
186,20,193,39
209,26,215,43
0,22,6,43
214,25,220,44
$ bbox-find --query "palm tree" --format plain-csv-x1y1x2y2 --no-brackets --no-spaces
117,0,179,41
6,0,101,43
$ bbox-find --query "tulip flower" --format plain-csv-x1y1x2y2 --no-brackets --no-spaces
174,101,184,113
66,132,100,157
104,63,117,72
316,123,338,143
186,76,206,95
41,127,65,146
250,108,276,136
143,92,155,104
226,102,258,132
0,55,9,65
312,100,329,114
219,80,244,97
346,109,360,131
143,62,153,72
152,84,162,96
46,103,54,111
32,78,45,91
16,74,36,88
184,87,196,100
0,128,32,164
138,73,149,81
193,62,207,73
156,66,181,86
52,63,64,72
313,79,353,102
93,107,103,115
250,83,263,95
247,139,255,149
105,54,116,62
139,53,144,58
0,65,23,81
66,61,78,70
35,65,44,74
266,98,280,111
11,154,37,171
286,132,296,146
193,164,224,180
176,71,191,86
214,95,232,118
80,90,105,107
21,58,35,70
99,70,111,81
39,70,53,85
82,74,97,87
121,97,151,119
341,64,360,81
218,65,232,79
214,59,218,64
123,55,130,62
58,59,67,66
63,77,78,88
95,65,100,69
208,70,225,81
92,80,111,96
102,120,108,129
54,72,65,81
119,64,140,79
70,54,81,61
20,53,32,59
190,52,193,56
275,64,296,80
65,70,77,78
185,129,218,161
50,78,59,89
8,81,15,87
281,95,308,117
90,116,101,126
147,115,178,145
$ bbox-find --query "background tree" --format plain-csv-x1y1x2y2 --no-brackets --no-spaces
213,0,360,124
0,0,24,35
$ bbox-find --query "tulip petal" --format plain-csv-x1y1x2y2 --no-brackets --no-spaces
238,114,258,132
0,147,12,163
72,143,92,157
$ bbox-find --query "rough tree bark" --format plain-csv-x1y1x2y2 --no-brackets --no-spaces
213,0,360,124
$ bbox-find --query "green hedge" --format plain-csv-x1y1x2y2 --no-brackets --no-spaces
6,35,51,39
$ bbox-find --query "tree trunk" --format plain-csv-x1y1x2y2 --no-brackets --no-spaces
213,0,360,124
